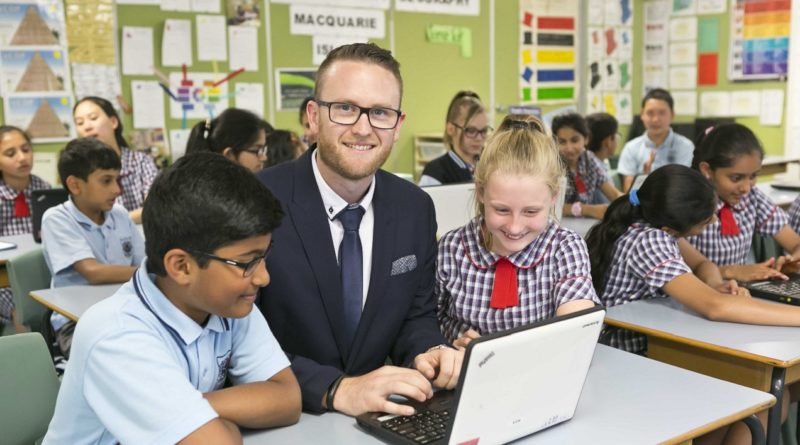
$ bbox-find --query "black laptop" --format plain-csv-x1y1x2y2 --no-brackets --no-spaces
356,307,605,445
31,188,69,243
741,274,800,306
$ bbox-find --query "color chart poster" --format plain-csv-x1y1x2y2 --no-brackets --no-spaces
728,0,790,80
519,0,579,104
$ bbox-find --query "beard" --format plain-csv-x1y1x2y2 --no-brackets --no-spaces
316,133,393,181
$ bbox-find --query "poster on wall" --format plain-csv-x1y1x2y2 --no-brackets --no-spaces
0,2,65,47
275,68,315,111
3,94,75,142
289,4,385,38
168,71,231,120
518,0,579,105
0,48,70,94
728,0,790,80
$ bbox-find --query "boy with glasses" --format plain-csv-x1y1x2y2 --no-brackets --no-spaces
44,153,301,444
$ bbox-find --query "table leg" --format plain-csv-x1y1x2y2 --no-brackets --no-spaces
767,367,786,445
743,413,766,445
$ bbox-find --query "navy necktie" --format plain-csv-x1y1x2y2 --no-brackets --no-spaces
337,205,365,349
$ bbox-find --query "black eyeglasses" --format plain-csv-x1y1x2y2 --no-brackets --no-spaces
451,123,492,139
315,99,402,130
190,240,274,277
243,145,267,157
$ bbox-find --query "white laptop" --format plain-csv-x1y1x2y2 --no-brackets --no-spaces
356,306,605,445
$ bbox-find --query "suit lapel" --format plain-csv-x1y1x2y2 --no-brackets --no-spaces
289,151,351,363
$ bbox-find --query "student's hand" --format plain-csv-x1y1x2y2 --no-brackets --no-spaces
642,150,657,174
452,329,481,349
776,255,800,275
583,204,609,220
413,346,464,390
721,262,788,282
332,366,433,417
714,279,740,295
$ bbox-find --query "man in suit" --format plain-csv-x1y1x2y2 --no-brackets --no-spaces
256,43,462,417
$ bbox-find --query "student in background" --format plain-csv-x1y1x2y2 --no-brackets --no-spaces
585,112,619,174
265,130,305,168
788,196,800,235
586,164,800,444
551,113,622,220
43,153,301,444
437,114,599,348
186,108,269,173
617,88,694,192
0,125,51,330
41,138,144,367
418,91,490,186
299,96,317,148
73,97,158,223
686,123,800,281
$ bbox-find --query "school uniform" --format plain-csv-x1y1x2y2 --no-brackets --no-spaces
686,187,788,266
788,196,800,234
41,198,144,331
118,148,159,211
564,151,610,204
418,150,474,187
42,263,290,445
599,224,692,354
617,129,694,177
437,218,599,343
0,174,50,324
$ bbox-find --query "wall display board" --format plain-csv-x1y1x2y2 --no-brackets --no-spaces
728,0,790,81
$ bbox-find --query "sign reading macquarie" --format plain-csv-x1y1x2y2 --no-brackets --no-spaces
290,5,385,38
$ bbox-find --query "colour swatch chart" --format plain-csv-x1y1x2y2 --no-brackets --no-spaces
728,0,790,80
518,0,579,104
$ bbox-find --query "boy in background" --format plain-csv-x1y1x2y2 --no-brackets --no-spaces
43,153,300,444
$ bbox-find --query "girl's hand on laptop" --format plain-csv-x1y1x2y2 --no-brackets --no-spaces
777,255,800,275
714,280,740,295
452,329,480,349
720,262,788,282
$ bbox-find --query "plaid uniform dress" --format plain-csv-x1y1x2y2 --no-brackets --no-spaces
564,151,610,204
117,148,158,211
436,217,599,343
686,187,787,266
599,224,692,354
788,196,800,235
0,174,51,323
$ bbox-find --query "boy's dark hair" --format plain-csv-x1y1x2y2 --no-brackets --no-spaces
585,113,618,153
186,108,264,157
265,130,298,168
73,97,130,149
691,123,764,171
299,96,313,125
551,112,589,139
315,43,403,105
641,88,674,112
58,138,121,190
586,165,715,293
142,152,284,276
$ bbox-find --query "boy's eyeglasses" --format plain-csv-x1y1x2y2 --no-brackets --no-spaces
244,145,267,157
190,240,274,277
314,99,402,130
451,123,492,139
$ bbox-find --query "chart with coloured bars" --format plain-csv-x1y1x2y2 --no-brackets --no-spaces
159,64,244,127
729,0,790,81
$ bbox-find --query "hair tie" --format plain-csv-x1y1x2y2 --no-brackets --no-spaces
506,120,540,132
704,126,714,136
203,119,212,140
629,189,640,206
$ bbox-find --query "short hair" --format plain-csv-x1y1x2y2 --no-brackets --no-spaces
444,93,485,149
474,114,564,218
58,138,121,189
142,152,284,276
73,97,129,149
186,108,264,157
315,43,403,105
265,130,299,168
551,113,589,139
299,96,314,125
585,113,618,153
641,88,674,112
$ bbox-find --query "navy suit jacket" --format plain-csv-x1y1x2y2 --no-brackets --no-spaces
256,149,447,412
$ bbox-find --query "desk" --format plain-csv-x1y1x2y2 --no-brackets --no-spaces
605,298,800,445
0,233,39,287
29,284,120,321
244,345,774,445
762,156,800,177
559,217,597,238
762,184,799,209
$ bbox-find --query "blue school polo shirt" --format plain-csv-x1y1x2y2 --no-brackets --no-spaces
43,263,290,445
617,129,694,177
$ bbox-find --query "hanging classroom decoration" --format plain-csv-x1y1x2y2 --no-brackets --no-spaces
518,0,579,105
728,0,790,81
160,65,243,128
585,0,634,124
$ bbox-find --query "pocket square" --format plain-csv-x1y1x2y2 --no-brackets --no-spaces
391,255,417,276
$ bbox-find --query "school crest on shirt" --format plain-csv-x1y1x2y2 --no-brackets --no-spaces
121,238,133,258
215,350,232,388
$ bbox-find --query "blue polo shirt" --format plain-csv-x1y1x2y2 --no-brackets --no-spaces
617,129,694,177
43,263,290,444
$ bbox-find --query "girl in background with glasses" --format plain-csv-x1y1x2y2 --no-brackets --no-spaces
552,113,622,220
418,91,490,187
186,108,272,173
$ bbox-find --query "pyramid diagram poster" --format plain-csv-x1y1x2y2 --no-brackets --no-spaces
4,95,75,142
1,49,69,93
0,2,64,47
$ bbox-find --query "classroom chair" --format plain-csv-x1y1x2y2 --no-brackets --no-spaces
7,248,51,333
0,333,60,445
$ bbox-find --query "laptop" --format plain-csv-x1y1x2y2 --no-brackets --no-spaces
356,306,605,445
31,188,69,243
741,274,800,306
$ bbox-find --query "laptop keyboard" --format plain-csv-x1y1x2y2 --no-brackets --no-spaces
752,280,800,297
380,409,451,444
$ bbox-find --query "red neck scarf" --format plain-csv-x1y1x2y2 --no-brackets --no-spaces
490,258,519,309
13,192,30,218
719,203,740,236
